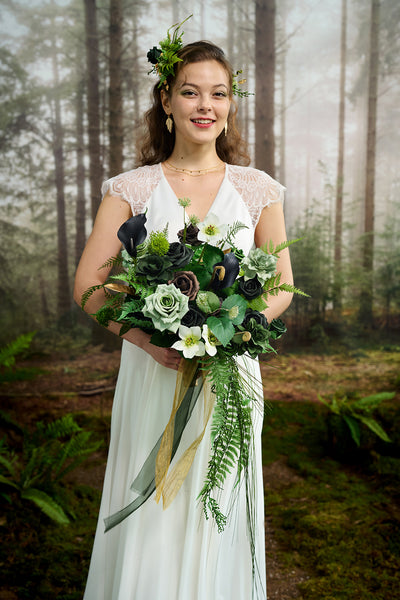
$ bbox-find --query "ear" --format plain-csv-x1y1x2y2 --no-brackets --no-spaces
160,89,171,115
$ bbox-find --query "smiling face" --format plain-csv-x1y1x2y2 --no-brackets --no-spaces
161,60,231,150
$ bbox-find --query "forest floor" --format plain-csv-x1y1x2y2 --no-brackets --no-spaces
0,344,399,599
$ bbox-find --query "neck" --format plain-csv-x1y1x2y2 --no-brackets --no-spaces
167,142,221,170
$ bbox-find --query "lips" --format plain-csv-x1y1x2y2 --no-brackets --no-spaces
191,118,215,128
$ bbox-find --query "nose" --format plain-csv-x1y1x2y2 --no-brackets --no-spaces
197,95,212,112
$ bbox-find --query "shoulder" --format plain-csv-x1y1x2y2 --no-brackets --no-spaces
227,164,285,227
227,165,284,204
101,164,162,214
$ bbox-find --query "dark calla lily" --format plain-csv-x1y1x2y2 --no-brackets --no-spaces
210,252,240,291
117,213,147,257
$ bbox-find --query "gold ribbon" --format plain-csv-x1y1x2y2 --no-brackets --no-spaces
155,360,215,508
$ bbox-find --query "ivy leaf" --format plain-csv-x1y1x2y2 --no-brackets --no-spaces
207,316,235,347
220,294,247,325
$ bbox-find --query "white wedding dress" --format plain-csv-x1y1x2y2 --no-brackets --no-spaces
83,163,284,600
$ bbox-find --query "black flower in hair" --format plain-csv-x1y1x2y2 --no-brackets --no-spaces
147,46,162,65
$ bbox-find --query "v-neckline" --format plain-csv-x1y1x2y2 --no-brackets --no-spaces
159,162,228,223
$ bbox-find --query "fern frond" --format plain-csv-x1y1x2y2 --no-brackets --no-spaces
0,332,35,369
21,488,70,525
224,221,248,247
99,255,123,270
260,237,302,256
80,284,104,309
278,283,310,297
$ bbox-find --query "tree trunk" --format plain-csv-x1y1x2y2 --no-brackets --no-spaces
255,0,276,177
333,0,347,312
84,0,103,223
51,37,71,319
75,76,86,267
359,0,380,326
108,0,123,177
278,0,287,186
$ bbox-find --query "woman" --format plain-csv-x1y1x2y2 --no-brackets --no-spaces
74,31,293,600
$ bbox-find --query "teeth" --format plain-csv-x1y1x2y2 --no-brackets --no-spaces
193,119,213,124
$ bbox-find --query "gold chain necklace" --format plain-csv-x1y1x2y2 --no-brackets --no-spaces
165,160,224,177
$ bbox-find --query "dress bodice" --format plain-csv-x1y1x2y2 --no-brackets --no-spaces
102,163,284,239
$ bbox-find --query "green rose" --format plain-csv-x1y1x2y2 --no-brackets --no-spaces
136,255,173,284
238,316,272,358
142,283,189,333
268,318,287,340
241,248,277,286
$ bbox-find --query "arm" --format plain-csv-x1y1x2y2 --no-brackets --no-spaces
73,193,182,370
254,201,293,322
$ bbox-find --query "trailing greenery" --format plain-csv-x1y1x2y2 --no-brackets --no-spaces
0,413,101,524
198,354,253,531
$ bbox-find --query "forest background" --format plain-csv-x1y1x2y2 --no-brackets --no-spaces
0,0,399,349
0,1,399,598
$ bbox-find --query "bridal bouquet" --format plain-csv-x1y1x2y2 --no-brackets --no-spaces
82,199,304,539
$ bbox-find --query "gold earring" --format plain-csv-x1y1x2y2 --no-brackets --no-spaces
224,122,228,136
166,115,173,133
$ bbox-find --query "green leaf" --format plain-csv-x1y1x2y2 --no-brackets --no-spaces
247,295,268,312
354,392,395,411
207,316,235,347
357,415,391,443
0,474,19,489
221,295,247,324
202,244,224,271
343,415,361,446
21,488,70,525
188,263,212,289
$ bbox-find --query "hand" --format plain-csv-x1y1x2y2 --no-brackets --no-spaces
139,333,182,370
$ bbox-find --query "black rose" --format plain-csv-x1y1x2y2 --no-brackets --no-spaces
181,306,206,328
238,276,264,300
147,46,162,65
268,318,287,340
166,242,194,268
242,309,268,329
177,224,202,246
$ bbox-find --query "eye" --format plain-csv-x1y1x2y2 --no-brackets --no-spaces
181,89,197,96
214,91,228,98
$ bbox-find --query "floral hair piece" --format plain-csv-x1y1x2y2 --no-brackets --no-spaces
146,15,252,97
147,15,192,89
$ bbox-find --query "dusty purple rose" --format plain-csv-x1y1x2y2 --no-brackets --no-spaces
169,271,200,301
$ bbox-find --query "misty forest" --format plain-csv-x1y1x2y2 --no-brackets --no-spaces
0,1,399,599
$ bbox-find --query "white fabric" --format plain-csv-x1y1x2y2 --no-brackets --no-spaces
84,163,284,600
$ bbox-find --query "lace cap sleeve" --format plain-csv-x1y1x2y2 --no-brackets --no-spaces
228,165,285,228
101,164,162,215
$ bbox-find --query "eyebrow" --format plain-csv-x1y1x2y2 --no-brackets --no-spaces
179,82,229,91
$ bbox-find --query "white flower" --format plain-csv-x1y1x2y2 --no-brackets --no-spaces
202,324,219,356
172,325,206,359
197,213,228,245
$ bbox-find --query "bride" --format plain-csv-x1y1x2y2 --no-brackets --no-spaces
74,21,293,600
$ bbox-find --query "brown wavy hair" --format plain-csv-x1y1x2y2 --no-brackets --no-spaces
137,41,250,167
